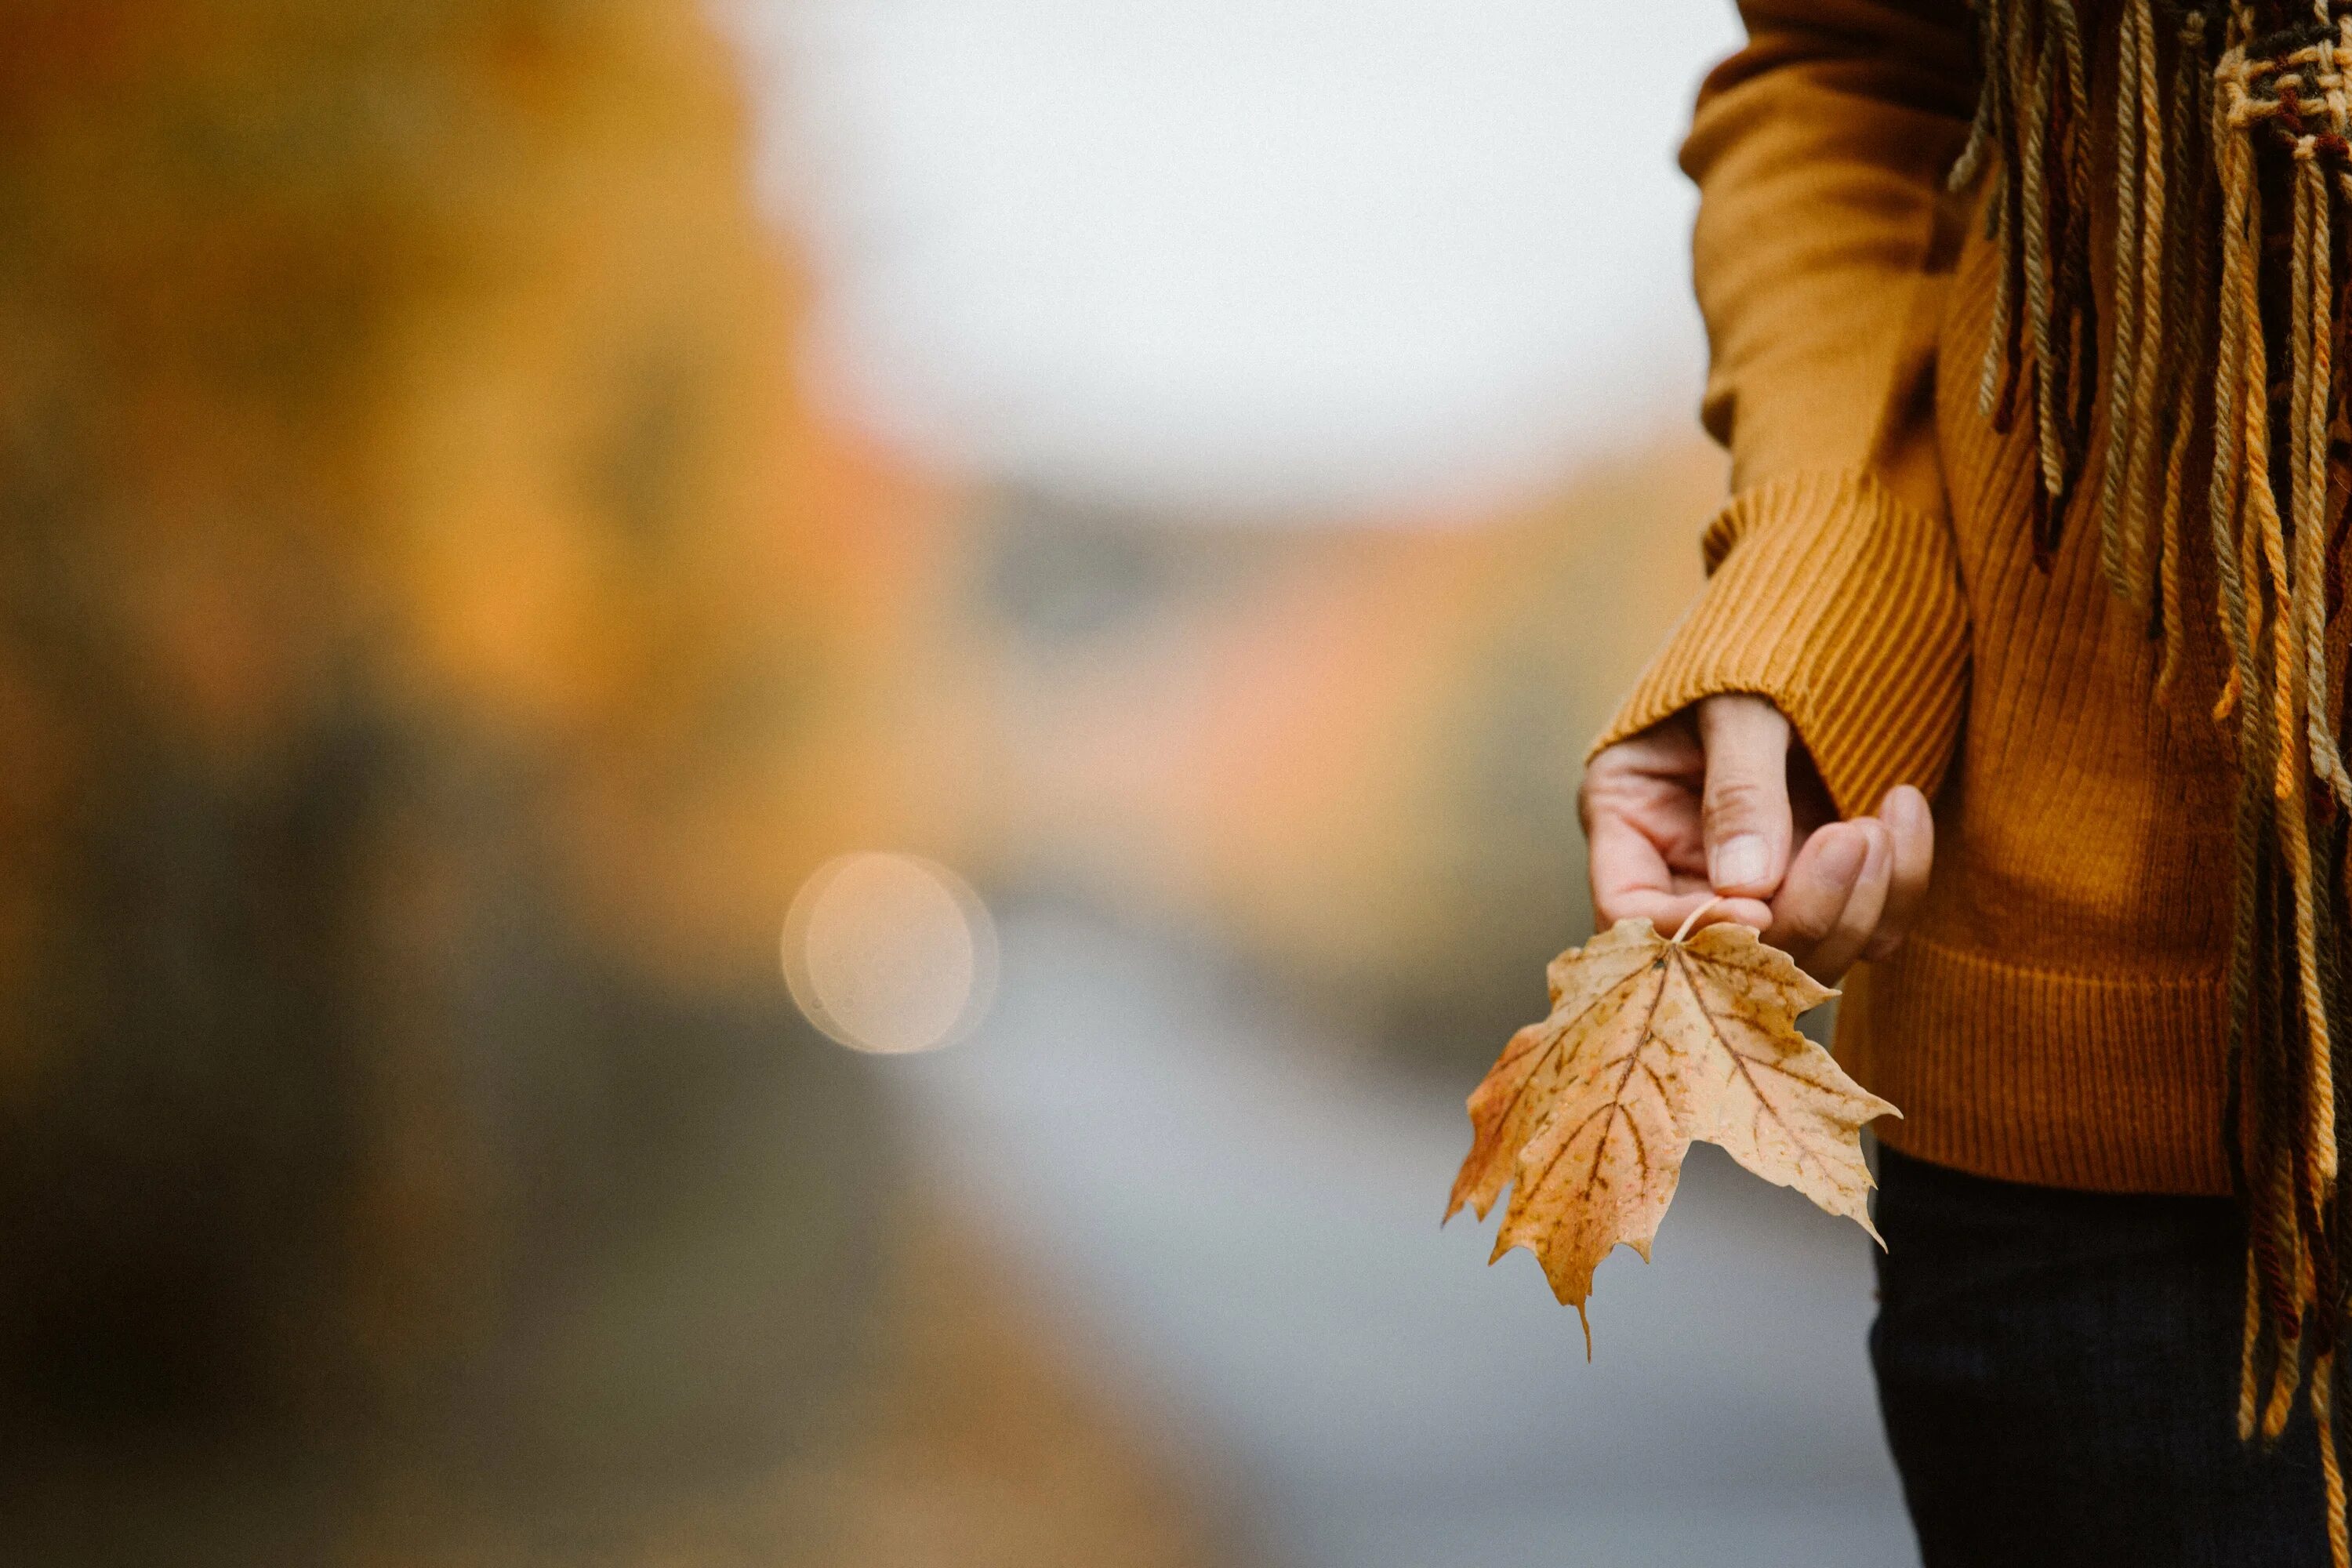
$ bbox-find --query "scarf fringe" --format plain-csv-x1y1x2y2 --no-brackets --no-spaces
1958,5,2352,1559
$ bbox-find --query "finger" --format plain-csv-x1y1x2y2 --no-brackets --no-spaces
1697,695,1794,897
1864,785,1935,961
1577,716,1703,838
1591,813,1773,931
1606,887,1776,938
1806,819,1894,982
1682,891,1776,933
1586,808,1677,923
1763,822,1868,960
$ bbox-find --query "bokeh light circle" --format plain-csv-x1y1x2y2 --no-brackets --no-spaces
782,852,996,1054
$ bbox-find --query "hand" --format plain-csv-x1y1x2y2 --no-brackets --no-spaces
1579,693,1933,984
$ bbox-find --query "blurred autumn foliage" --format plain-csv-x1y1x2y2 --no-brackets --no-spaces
0,0,959,996
0,0,972,1558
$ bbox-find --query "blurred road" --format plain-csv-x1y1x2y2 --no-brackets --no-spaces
886,907,1919,1568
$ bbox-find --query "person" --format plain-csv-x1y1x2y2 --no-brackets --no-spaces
1578,1,2352,1562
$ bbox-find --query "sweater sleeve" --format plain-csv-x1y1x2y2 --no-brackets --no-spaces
1590,0,1979,818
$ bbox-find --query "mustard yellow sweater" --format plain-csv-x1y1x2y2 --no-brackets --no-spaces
1597,0,2243,1193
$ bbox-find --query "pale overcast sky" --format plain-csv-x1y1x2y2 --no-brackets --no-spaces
724,1,1744,518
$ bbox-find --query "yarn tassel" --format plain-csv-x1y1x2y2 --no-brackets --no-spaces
1962,0,2099,527
2097,0,2154,592
2326,1348,2352,1568
2119,0,2173,615
2158,5,2218,699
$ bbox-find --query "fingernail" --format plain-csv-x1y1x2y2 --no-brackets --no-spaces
1711,834,1769,890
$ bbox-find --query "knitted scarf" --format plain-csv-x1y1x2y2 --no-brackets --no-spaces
1958,1,2352,1555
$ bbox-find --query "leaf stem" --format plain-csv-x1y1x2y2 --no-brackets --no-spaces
1671,896,1725,946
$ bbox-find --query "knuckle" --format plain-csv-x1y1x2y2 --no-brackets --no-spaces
1581,765,1632,813
1706,771,1765,803
1702,775,1772,824
1778,904,1834,945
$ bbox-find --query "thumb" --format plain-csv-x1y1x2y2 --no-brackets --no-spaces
1697,694,1794,898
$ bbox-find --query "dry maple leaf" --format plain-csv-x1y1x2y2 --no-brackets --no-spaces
1445,909,1897,1352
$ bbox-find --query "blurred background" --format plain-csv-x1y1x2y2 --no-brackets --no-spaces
0,1,1918,1563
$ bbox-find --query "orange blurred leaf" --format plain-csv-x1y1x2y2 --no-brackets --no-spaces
1446,916,1897,1352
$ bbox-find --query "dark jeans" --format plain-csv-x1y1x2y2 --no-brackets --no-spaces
1871,1145,2328,1566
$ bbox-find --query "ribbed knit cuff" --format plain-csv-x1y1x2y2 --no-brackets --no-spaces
1588,470,1970,818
